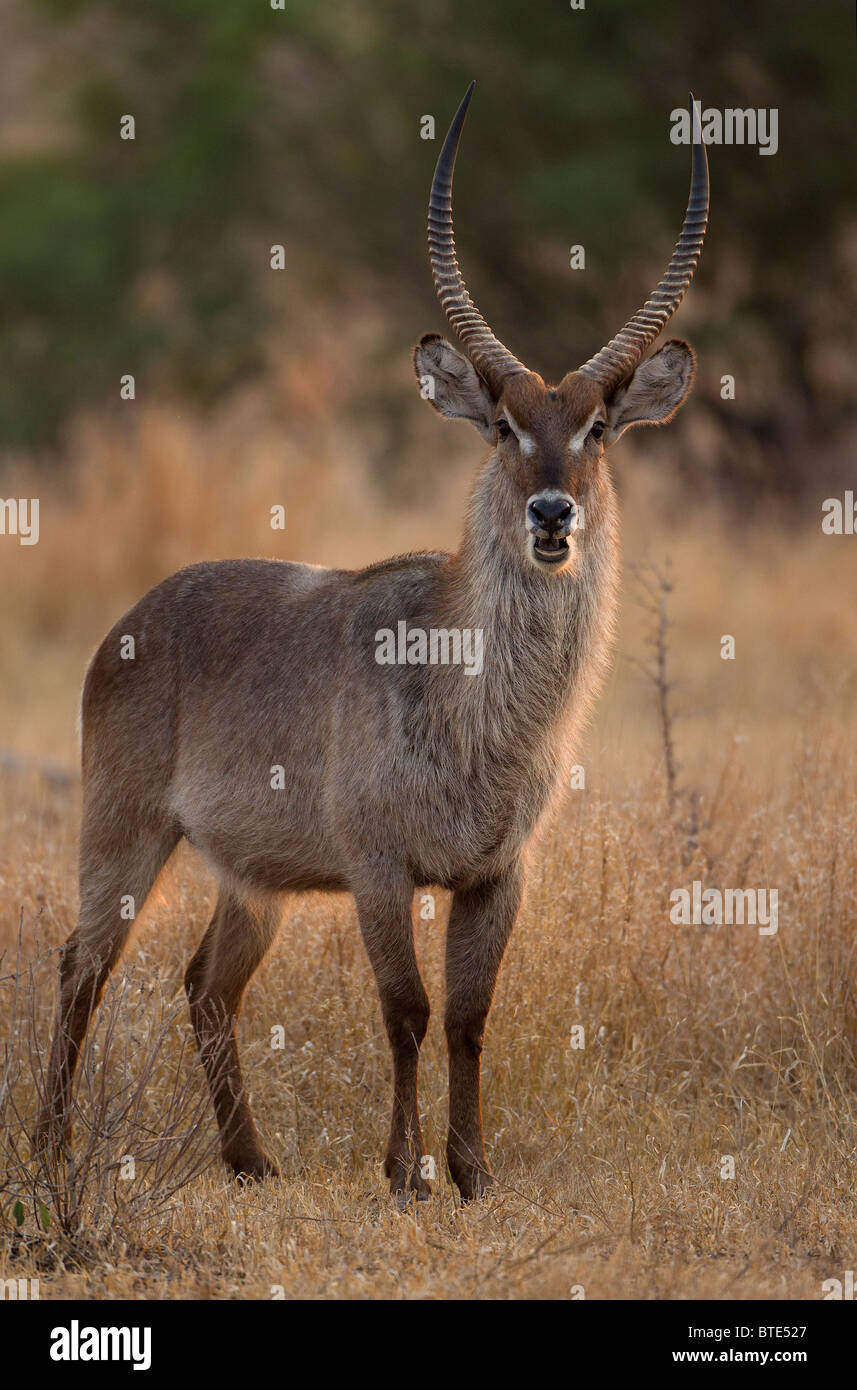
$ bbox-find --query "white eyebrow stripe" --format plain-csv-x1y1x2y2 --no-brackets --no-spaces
503,408,536,458
568,407,603,454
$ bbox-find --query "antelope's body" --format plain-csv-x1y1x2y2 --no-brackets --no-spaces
109,499,616,900
38,85,708,1199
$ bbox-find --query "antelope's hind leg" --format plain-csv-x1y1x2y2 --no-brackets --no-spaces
36,817,180,1157
185,885,281,1181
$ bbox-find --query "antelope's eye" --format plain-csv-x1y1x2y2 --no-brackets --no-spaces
588,420,606,442
495,419,512,440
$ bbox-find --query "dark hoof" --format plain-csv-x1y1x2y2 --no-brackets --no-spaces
227,1149,282,1183
385,1155,432,1204
397,1184,433,1206
452,1166,495,1203
33,1119,70,1163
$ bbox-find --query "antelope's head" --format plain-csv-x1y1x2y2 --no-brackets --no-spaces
414,83,709,573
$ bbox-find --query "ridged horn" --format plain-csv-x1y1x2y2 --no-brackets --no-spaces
428,81,530,394
578,94,709,393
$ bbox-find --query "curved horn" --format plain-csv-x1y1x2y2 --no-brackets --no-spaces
578,94,709,393
428,81,529,394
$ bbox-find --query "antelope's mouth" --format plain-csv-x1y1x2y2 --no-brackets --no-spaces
531,535,570,565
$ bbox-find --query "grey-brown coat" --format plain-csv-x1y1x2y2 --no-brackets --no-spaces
38,85,708,1200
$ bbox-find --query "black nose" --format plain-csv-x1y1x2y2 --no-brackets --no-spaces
527,494,574,534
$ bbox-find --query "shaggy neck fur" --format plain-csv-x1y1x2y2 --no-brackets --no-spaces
430,450,621,778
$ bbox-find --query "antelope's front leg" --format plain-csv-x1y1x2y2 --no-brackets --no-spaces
445,862,523,1200
353,873,431,1202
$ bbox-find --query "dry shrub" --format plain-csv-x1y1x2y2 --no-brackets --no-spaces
0,917,227,1267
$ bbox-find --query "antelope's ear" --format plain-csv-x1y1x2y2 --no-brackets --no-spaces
604,340,696,444
413,334,497,440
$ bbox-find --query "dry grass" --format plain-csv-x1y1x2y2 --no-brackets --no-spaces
1,387,856,1300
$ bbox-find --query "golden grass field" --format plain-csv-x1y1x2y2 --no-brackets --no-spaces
1,364,856,1299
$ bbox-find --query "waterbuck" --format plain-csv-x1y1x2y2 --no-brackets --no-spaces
38,85,708,1201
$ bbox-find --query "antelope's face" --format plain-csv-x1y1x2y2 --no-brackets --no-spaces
414,82,707,574
415,333,696,574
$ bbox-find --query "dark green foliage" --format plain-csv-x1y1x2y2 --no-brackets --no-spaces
1,0,853,491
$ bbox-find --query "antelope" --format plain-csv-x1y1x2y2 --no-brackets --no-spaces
37,84,708,1201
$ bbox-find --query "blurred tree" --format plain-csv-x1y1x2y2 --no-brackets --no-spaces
0,0,853,499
